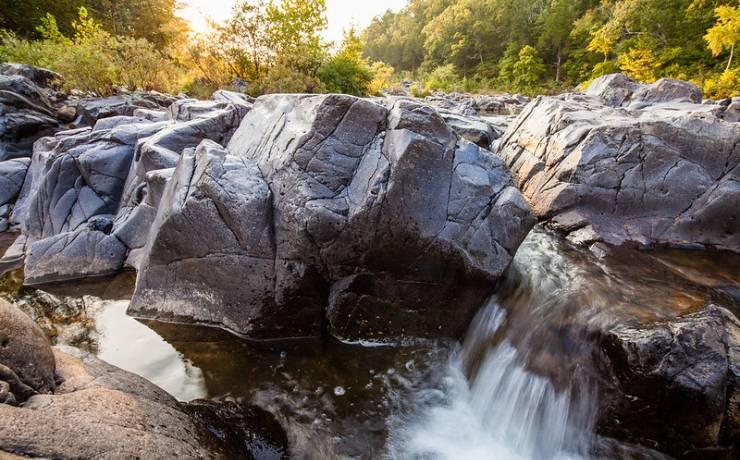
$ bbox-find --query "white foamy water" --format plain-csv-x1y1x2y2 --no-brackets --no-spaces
390,302,592,460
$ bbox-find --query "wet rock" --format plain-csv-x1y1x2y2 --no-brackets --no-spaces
130,94,535,341
184,399,289,459
497,91,740,251
0,346,288,459
597,305,740,457
0,299,55,404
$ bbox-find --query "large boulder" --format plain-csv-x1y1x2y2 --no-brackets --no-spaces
0,346,288,459
597,305,740,457
0,299,55,405
0,158,31,231
129,94,536,341
497,92,740,251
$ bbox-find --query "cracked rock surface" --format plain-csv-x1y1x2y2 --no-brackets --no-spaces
597,304,740,457
497,83,740,251
129,94,536,341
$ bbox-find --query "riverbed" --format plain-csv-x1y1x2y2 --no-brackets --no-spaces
2,225,737,459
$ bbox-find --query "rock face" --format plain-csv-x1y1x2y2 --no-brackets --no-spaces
129,94,536,341
0,299,55,405
597,305,740,457
497,86,740,251
0,345,288,459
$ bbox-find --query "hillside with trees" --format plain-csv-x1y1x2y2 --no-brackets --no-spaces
0,0,738,98
362,0,740,97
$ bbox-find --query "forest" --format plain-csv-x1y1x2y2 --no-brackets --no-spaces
0,0,738,98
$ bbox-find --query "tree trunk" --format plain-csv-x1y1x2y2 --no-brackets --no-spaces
727,43,735,72
555,48,562,83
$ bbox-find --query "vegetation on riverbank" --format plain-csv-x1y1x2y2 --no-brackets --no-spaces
0,0,738,98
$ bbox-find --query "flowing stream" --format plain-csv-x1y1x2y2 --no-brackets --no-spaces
1,225,737,459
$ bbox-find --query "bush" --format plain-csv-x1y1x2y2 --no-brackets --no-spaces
367,61,394,95
424,64,459,92
0,7,178,95
318,55,373,96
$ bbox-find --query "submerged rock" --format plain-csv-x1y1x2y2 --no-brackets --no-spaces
130,94,535,341
497,90,739,251
0,345,288,459
597,304,740,457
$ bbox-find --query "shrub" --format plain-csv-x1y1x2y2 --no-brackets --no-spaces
0,7,178,95
367,61,395,95
318,55,373,96
703,68,740,99
424,64,459,92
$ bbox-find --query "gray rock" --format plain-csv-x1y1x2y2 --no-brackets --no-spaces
440,112,497,149
23,224,127,285
0,299,55,404
585,73,640,107
586,73,703,108
76,92,173,126
0,63,61,88
130,94,535,341
497,93,740,251
0,158,30,206
598,305,740,456
0,346,288,459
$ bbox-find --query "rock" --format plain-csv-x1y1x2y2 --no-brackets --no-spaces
439,112,496,149
130,94,535,341
597,305,740,457
475,94,531,116
585,73,640,107
497,93,740,251
586,73,703,108
0,299,55,404
0,64,61,88
630,78,703,107
0,346,288,459
75,92,173,126
24,224,128,285
212,89,255,105
0,73,61,161
0,158,30,206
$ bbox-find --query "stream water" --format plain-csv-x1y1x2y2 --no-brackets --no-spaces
1,225,737,459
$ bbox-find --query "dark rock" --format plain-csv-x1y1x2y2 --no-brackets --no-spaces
0,299,55,404
75,92,174,126
597,305,740,457
586,73,703,108
184,399,289,460
130,94,535,341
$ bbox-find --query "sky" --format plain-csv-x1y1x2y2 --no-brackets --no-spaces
177,0,408,45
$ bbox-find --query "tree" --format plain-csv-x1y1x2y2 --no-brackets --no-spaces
512,45,546,93
704,5,740,70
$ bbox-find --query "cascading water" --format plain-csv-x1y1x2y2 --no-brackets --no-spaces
389,226,731,460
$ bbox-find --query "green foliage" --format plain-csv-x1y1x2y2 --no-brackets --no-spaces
1,7,176,95
424,64,460,92
318,28,374,95
359,0,739,97
0,0,188,48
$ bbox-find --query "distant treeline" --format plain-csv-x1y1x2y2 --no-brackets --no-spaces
361,0,739,97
